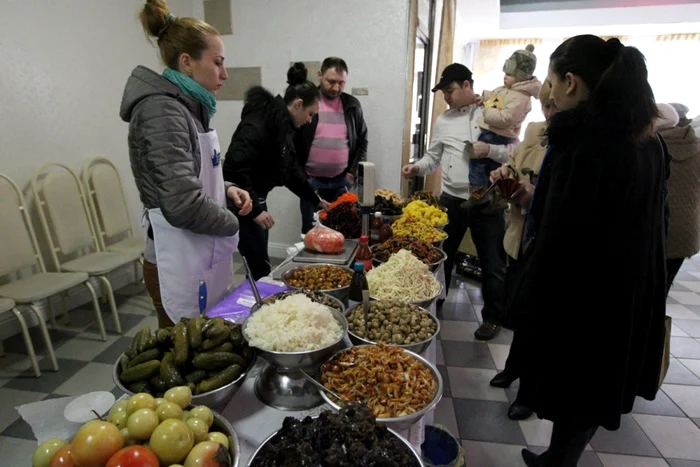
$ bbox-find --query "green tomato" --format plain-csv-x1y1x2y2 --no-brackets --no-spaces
186,417,209,444
188,406,213,428
127,408,159,440
32,438,67,467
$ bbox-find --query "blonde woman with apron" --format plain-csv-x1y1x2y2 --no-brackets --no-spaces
120,1,252,326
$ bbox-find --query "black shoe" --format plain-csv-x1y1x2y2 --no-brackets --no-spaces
437,298,445,306
508,402,534,421
475,322,501,341
490,370,517,388
521,449,541,467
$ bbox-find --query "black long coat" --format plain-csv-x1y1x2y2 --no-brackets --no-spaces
510,102,669,430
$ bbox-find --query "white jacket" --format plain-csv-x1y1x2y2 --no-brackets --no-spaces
414,104,515,199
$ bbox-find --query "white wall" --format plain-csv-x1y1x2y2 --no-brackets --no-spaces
194,0,411,256
0,0,169,235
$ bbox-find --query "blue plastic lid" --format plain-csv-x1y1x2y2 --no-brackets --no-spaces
353,262,365,272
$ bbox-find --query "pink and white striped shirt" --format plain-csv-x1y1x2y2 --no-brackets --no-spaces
305,95,350,178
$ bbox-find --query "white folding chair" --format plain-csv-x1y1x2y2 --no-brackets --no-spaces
0,173,105,377
81,157,144,257
31,163,142,334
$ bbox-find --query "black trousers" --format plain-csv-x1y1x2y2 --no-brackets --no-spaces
538,423,598,467
666,257,685,296
440,193,506,325
238,202,271,281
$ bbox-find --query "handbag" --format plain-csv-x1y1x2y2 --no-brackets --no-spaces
658,315,672,389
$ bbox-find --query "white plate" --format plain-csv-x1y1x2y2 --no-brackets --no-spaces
64,391,116,423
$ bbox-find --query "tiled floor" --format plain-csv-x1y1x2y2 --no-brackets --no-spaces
2,257,700,466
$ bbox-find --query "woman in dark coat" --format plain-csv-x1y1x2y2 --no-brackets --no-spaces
510,35,668,466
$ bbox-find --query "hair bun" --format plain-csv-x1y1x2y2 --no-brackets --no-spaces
526,44,535,53
287,62,309,86
602,38,624,66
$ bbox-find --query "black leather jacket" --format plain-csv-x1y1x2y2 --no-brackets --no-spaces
294,92,368,177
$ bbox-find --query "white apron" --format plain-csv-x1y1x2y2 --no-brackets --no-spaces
147,127,239,322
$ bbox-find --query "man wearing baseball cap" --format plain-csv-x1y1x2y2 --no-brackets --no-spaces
403,63,513,341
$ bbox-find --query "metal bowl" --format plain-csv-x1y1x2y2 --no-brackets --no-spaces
241,306,348,370
113,353,257,411
281,264,353,303
370,244,447,273
370,280,443,309
211,405,242,467
246,414,424,467
431,231,449,249
344,301,440,354
318,345,443,432
250,290,345,315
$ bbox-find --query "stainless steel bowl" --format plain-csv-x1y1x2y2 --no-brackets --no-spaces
246,415,424,467
113,353,256,411
370,280,443,309
281,264,354,303
241,306,348,370
370,245,447,273
431,232,449,249
211,406,242,467
250,290,345,314
318,345,443,431
344,301,440,354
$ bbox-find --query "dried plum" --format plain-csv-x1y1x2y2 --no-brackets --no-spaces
250,407,420,467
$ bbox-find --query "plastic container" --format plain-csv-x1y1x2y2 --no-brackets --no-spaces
347,262,369,311
370,212,382,245
355,235,373,272
421,425,465,467
378,217,393,243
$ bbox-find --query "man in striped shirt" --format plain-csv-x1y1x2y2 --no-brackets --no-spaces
296,57,368,234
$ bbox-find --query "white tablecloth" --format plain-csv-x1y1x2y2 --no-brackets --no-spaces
225,247,446,465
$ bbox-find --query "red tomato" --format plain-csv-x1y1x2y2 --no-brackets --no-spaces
49,445,75,467
106,446,159,467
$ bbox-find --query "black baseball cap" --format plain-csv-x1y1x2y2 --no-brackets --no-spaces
432,63,473,92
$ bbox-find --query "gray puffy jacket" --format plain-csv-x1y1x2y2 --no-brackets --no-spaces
119,66,238,237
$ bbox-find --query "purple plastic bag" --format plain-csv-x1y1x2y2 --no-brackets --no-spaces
206,277,291,324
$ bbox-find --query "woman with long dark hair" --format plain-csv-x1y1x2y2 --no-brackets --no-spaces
510,35,668,466
223,63,328,280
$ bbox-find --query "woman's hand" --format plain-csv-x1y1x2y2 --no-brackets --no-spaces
475,95,484,106
490,164,514,183
318,199,331,211
227,186,253,216
254,211,275,230
402,164,419,178
514,178,536,206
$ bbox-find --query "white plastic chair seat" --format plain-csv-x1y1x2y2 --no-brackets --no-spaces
106,237,144,256
0,272,89,303
62,251,141,275
0,298,16,314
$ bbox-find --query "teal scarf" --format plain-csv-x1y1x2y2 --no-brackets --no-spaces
163,68,217,118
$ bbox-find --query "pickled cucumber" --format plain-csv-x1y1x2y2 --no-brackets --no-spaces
192,352,247,371
160,352,185,387
155,328,172,345
129,348,161,367
201,331,230,351
196,364,243,393
187,317,205,349
205,342,233,354
185,370,208,384
120,360,161,383
119,354,130,373
134,327,152,354
150,375,168,393
173,322,189,366
127,381,151,393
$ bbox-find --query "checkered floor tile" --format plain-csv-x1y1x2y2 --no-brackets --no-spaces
2,257,700,465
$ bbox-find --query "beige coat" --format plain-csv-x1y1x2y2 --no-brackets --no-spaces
504,121,547,260
478,78,542,139
660,125,700,259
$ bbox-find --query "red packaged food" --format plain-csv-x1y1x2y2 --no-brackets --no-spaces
304,224,345,254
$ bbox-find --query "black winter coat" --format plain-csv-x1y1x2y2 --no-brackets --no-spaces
223,87,320,218
511,101,669,430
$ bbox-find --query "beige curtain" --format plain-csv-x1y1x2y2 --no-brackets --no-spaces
400,0,419,196
657,34,699,42
424,0,456,195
